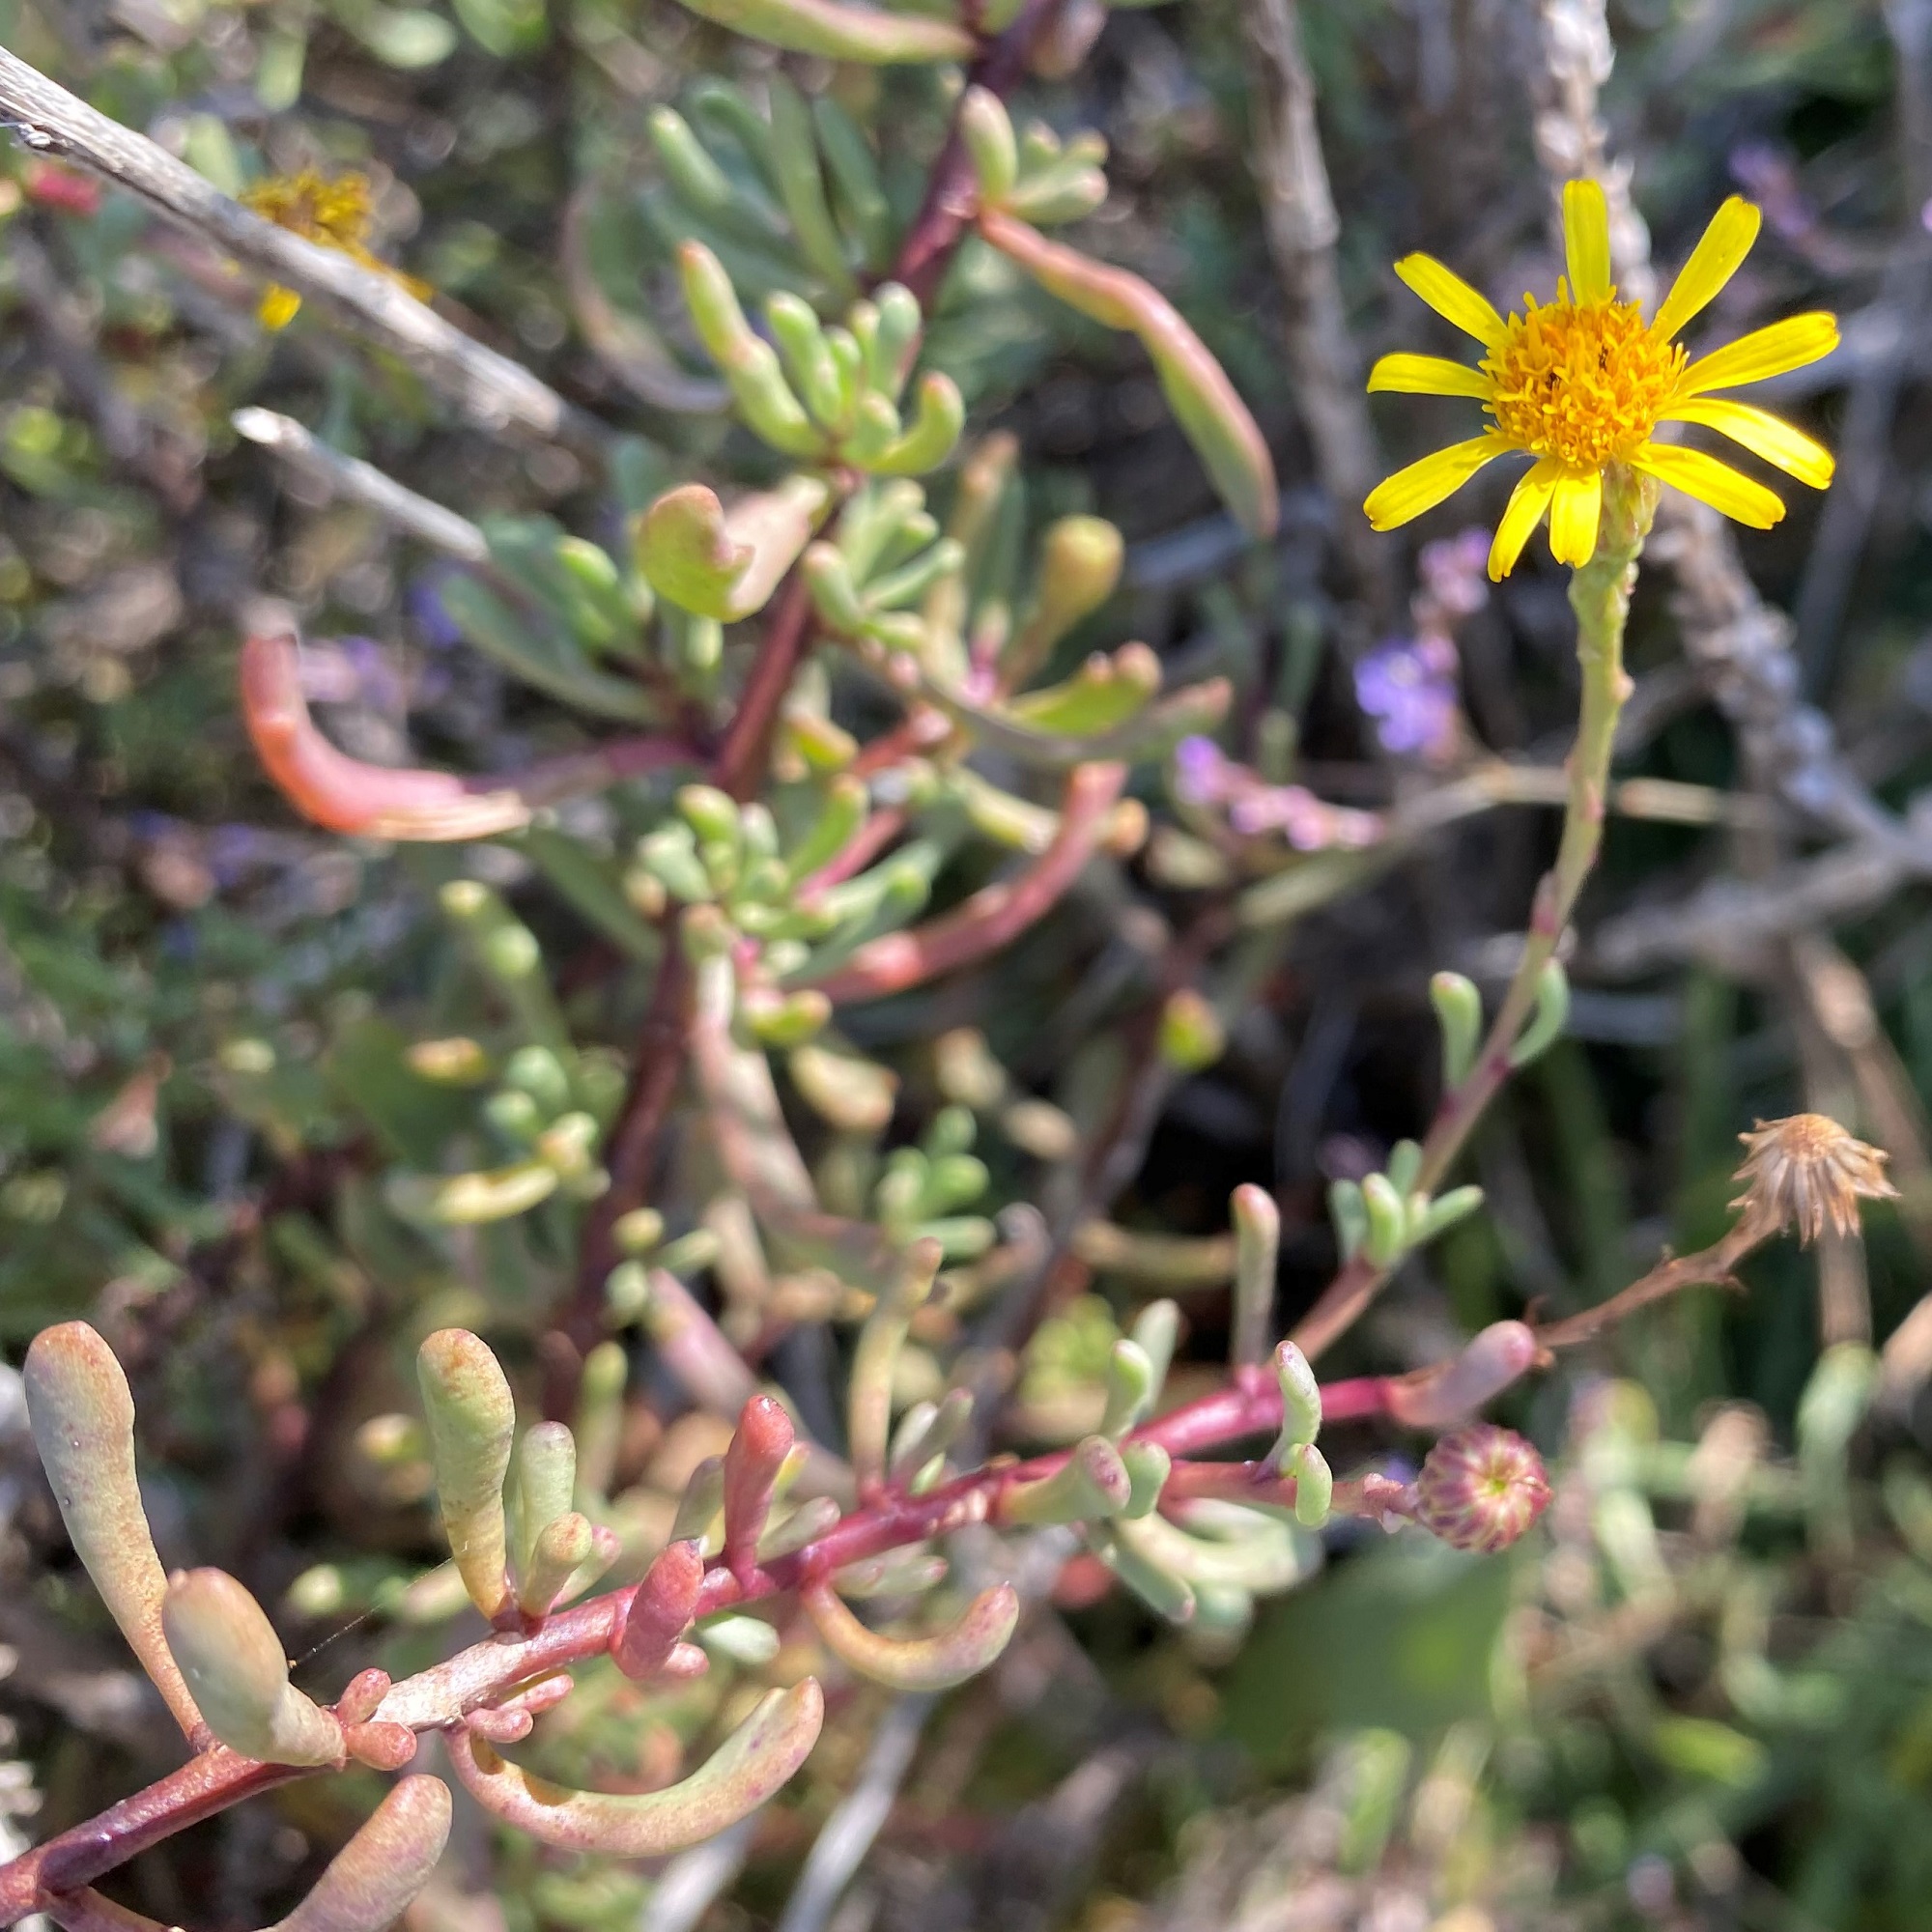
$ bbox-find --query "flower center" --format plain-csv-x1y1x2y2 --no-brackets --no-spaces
1483,293,1684,470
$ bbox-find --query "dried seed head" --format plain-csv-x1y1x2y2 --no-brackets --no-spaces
1412,1424,1552,1554
1730,1113,1897,1246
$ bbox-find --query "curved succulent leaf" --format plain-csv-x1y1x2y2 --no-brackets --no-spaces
980,211,1278,539
23,1323,204,1740
804,1578,1019,1690
447,1679,824,1852
270,1776,453,1932
241,635,531,840
639,477,830,622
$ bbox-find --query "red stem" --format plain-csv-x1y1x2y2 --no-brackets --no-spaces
0,1360,1396,1920
806,762,1125,1004
895,0,1071,306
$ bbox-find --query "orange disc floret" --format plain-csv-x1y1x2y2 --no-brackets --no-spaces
1483,293,1686,471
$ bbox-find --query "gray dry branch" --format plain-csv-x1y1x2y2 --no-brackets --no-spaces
0,48,602,453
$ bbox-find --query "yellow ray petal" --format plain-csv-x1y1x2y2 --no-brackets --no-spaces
1563,181,1613,304
1364,437,1506,532
1630,441,1785,528
1660,398,1834,488
1366,353,1493,399
1393,255,1507,348
1677,312,1838,397
1548,469,1604,568
1488,460,1560,581
1650,196,1762,342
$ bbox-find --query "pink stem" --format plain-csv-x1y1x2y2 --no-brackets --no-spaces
807,762,1126,1004
0,1363,1394,1918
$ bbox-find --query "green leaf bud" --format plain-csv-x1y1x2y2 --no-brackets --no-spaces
390,1160,559,1225
1004,1435,1132,1525
1230,1183,1279,1372
1100,1339,1155,1438
1283,1441,1333,1528
1272,1340,1321,1455
740,986,833,1048
868,283,923,399
1360,1173,1407,1266
503,1044,572,1118
407,1037,492,1085
766,291,848,429
515,1510,596,1617
649,107,736,219
1328,1178,1367,1260
1410,1184,1485,1246
1386,1138,1423,1198
1157,987,1226,1073
803,543,871,634
511,1421,577,1585
959,87,1018,205
1120,1440,1171,1519
869,372,965,476
613,1208,666,1256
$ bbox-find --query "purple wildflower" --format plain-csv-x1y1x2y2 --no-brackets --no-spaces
1172,738,1382,851
1173,734,1233,808
408,566,467,650
1354,634,1460,760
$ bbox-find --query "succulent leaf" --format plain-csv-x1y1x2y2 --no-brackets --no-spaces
161,1568,344,1765
416,1329,517,1621
23,1322,205,1741
447,1679,825,1853
804,1578,1019,1690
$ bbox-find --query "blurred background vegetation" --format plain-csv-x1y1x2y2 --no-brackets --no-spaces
5,0,1932,1925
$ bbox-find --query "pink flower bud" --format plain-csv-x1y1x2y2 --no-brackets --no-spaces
1412,1424,1551,1553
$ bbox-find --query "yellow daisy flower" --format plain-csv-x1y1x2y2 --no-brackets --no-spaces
1363,180,1839,581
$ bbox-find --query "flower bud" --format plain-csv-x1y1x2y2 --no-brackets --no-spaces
1412,1424,1552,1553
1231,1184,1279,1373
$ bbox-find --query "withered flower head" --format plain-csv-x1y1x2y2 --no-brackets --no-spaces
1412,1423,1552,1554
1730,1113,1896,1246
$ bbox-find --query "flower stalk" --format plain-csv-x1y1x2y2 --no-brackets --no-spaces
1294,464,1658,1359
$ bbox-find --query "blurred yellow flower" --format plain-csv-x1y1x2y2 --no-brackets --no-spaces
241,170,429,330
1364,180,1838,580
